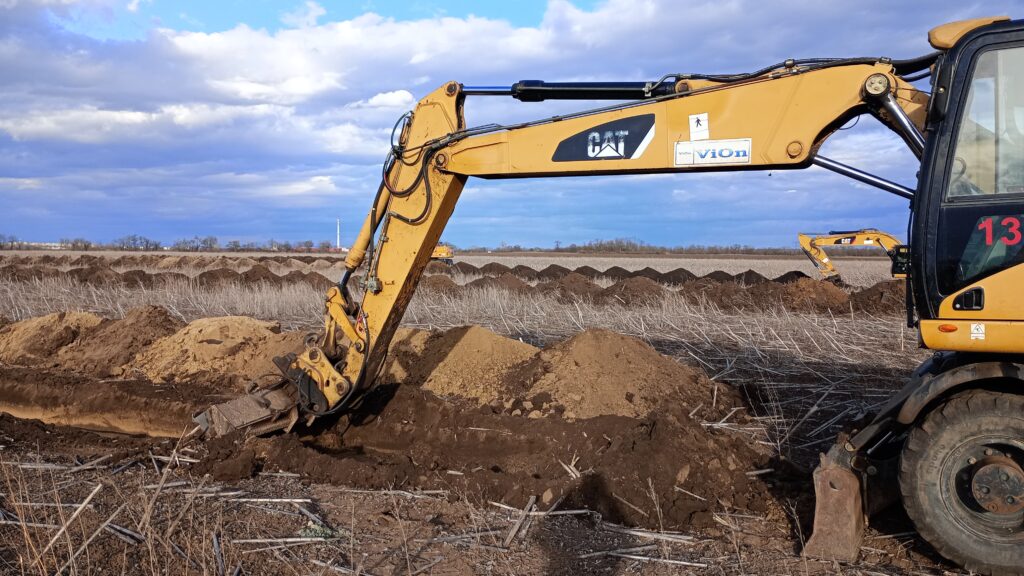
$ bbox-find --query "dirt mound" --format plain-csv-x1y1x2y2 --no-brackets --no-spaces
155,256,184,269
195,268,242,285
734,269,769,285
536,264,571,280
510,265,538,280
631,266,664,282
572,265,602,278
467,273,532,293
420,274,461,295
508,329,738,420
240,264,282,286
783,278,849,312
424,260,451,275
54,306,184,378
602,276,667,306
537,272,604,302
131,317,306,391
0,264,60,281
67,266,122,286
282,270,334,291
678,279,748,309
453,261,479,275
773,270,810,284
479,262,512,276
397,326,538,402
851,280,906,315
602,265,631,280
661,267,697,285
702,270,734,283
0,311,103,365
120,269,155,287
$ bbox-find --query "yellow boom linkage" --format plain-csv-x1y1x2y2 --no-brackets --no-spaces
798,229,907,278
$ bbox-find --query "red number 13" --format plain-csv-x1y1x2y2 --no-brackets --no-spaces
978,216,1023,246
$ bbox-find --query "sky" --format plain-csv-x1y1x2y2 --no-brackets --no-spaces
0,0,1017,248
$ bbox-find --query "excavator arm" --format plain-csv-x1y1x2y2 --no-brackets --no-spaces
799,229,906,278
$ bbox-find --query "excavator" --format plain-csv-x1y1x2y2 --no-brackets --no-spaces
798,228,907,278
429,243,455,265
194,16,1024,574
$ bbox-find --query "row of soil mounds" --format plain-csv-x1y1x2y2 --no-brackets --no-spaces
0,306,772,531
423,272,908,315
425,259,807,286
0,264,336,290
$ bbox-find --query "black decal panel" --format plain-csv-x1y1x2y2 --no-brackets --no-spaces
551,114,655,162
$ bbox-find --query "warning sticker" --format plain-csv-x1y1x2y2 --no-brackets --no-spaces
675,139,751,166
971,323,986,340
689,113,709,141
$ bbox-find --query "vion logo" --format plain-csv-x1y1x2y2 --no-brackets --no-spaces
588,130,629,158
695,146,748,161
674,138,752,167
553,114,656,162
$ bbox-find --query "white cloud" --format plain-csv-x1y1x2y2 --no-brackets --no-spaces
348,90,415,109
280,1,326,29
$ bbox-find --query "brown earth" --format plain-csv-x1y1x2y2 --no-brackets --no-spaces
55,306,185,377
131,316,307,391
0,365,202,437
419,274,461,295
0,311,104,365
601,276,667,306
466,273,532,293
505,329,740,420
479,262,512,276
389,325,538,402
852,280,907,315
536,272,605,303
536,263,572,280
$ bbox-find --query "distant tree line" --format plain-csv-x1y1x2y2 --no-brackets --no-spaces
0,232,339,253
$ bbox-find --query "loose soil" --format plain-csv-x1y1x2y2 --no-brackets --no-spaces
852,280,907,315
131,316,307,392
55,306,184,377
0,311,104,365
601,276,667,306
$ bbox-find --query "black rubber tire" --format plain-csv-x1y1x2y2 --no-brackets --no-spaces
900,390,1024,575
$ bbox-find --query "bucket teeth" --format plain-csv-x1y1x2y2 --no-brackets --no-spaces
193,383,299,438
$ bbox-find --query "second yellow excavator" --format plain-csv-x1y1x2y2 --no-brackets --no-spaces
798,228,908,278
195,16,1024,575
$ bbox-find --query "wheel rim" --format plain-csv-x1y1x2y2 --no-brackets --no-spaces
940,435,1024,543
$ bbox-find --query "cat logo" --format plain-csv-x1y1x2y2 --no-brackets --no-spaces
588,130,629,158
552,115,656,162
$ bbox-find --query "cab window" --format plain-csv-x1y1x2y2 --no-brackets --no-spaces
938,46,1024,294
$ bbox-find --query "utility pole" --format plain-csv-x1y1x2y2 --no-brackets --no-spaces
336,218,341,251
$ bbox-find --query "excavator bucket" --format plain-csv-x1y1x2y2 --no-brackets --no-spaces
193,381,300,438
803,453,866,562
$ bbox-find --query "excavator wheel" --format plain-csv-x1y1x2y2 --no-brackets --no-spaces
899,390,1024,576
